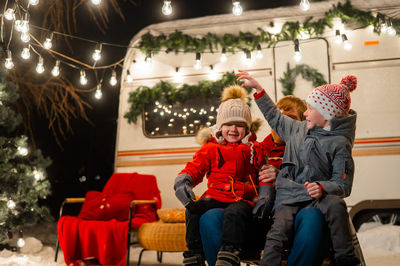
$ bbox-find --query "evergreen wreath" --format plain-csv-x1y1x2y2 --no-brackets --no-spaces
136,1,398,56
124,72,247,124
279,63,327,96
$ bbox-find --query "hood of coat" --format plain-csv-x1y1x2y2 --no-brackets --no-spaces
311,109,357,145
196,119,262,145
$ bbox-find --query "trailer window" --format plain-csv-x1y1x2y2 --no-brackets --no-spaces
142,97,219,138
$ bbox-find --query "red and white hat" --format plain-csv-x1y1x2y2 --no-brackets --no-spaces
306,75,357,121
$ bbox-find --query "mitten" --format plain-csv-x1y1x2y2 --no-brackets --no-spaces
174,173,196,208
253,184,275,222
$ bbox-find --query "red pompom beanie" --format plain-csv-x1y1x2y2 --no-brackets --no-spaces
306,75,357,121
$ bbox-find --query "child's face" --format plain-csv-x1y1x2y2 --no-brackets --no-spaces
221,122,247,143
304,104,329,130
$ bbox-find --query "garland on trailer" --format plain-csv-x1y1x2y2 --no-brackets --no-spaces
279,63,327,96
136,0,399,55
124,72,246,124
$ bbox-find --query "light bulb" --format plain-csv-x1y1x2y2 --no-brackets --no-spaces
21,32,30,43
44,38,52,49
335,30,341,44
173,67,183,83
243,50,252,67
17,238,25,248
162,0,172,16
51,60,60,77
126,70,133,82
299,0,310,12
7,200,16,209
5,50,14,69
387,27,396,36
15,20,23,32
194,52,202,70
20,17,29,33
36,57,45,74
232,1,243,16
80,70,88,85
220,48,227,63
109,70,117,86
293,51,302,62
92,43,102,61
33,169,43,180
21,47,30,59
256,44,263,59
4,8,15,20
94,86,102,99
341,34,352,51
208,65,218,81
91,0,101,5
29,0,39,5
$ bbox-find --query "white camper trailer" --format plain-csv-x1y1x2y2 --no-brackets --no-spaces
116,0,400,230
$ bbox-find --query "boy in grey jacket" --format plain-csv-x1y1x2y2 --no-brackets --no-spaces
237,70,360,266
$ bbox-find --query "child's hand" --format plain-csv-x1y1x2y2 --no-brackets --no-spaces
259,164,278,183
304,181,323,199
236,70,263,93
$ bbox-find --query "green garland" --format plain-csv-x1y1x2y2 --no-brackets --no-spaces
124,72,247,124
279,63,327,96
137,1,399,55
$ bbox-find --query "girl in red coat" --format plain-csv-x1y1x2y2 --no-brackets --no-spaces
174,85,269,266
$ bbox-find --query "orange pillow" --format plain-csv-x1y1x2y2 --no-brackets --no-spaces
157,208,185,223
78,191,135,221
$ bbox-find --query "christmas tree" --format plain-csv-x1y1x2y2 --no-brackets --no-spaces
0,52,52,249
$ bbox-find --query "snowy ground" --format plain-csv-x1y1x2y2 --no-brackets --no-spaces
0,222,399,265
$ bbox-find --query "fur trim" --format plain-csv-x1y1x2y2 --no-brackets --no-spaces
221,85,248,104
250,119,262,134
196,127,212,145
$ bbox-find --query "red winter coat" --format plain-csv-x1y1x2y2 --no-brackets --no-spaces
179,134,266,206
260,134,285,170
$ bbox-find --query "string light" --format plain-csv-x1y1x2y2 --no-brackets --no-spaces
341,34,352,51
20,13,30,33
17,146,28,156
91,0,101,5
29,0,39,5
21,45,31,60
162,0,172,16
14,19,23,32
256,44,263,59
79,70,88,85
293,39,302,62
51,60,60,77
335,29,341,44
194,52,202,70
21,32,30,43
232,1,243,16
126,69,133,82
7,199,16,209
92,43,102,61
220,48,227,63
94,84,102,99
5,50,14,69
386,19,396,36
299,0,310,12
33,168,43,180
145,50,152,64
173,67,183,83
17,231,25,248
244,50,252,67
43,32,54,49
208,65,218,81
109,69,117,86
36,56,45,74
4,5,16,21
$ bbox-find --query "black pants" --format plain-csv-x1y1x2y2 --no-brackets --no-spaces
185,198,260,252
261,195,355,266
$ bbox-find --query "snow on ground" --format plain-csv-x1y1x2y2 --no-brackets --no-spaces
0,222,399,265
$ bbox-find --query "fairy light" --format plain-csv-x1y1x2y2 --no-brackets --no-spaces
33,168,43,180
126,69,133,82
36,56,45,74
15,19,23,32
20,13,30,33
173,67,183,83
256,44,263,59
79,70,88,85
21,45,31,60
94,84,102,99
335,29,342,44
220,48,227,63
299,0,310,12
194,52,202,70
293,39,302,62
29,0,39,5
43,32,54,49
4,5,16,21
162,0,172,16
208,65,218,81
7,200,16,209
51,60,60,77
243,50,252,67
109,69,117,86
5,50,14,69
17,146,28,156
92,43,102,61
386,19,396,36
21,32,30,43
232,1,243,16
91,0,101,5
145,50,152,64
341,34,352,51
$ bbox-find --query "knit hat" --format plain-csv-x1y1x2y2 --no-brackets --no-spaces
216,85,252,132
306,75,357,121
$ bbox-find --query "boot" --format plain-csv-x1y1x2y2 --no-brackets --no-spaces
183,250,206,266
215,245,241,266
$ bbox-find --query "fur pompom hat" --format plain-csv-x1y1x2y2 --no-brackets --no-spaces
306,75,357,121
216,85,252,132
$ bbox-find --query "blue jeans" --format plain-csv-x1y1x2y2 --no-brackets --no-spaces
199,206,326,266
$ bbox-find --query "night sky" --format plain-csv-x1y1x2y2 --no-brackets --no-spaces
31,0,307,217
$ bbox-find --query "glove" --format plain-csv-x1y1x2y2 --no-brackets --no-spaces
174,174,196,209
253,184,275,223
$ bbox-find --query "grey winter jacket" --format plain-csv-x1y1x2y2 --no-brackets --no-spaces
255,92,356,206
